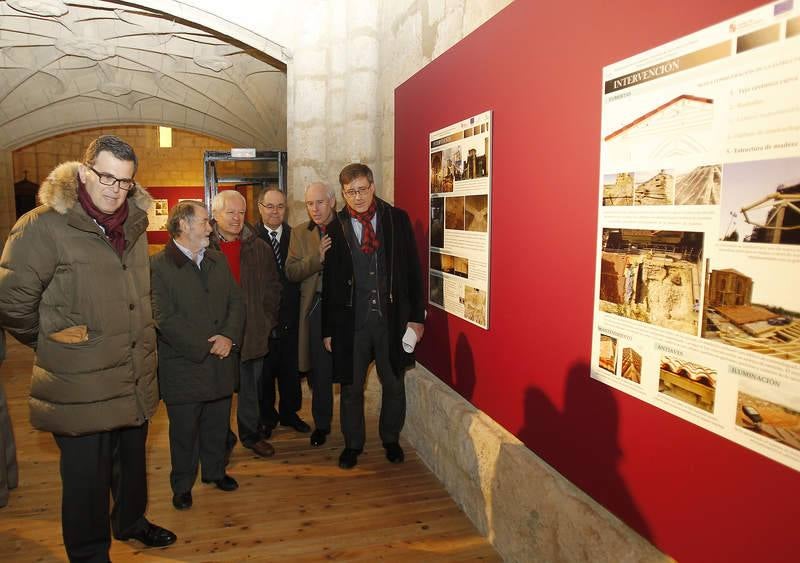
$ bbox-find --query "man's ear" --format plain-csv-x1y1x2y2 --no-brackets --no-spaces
78,163,87,183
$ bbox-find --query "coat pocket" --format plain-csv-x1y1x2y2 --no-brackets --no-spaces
48,325,89,344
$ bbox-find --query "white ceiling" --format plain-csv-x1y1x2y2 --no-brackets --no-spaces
0,0,287,150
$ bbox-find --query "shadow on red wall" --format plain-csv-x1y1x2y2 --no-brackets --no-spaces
395,0,799,561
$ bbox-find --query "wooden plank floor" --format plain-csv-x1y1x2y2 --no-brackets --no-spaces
0,338,499,562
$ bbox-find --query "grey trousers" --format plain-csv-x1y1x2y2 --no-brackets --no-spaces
166,396,231,495
0,379,18,508
309,300,334,431
340,316,406,451
237,356,265,447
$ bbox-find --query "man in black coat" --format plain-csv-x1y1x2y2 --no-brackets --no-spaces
255,187,309,435
322,164,425,470
151,201,245,510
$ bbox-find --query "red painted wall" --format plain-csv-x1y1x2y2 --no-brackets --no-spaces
145,186,204,244
395,1,800,561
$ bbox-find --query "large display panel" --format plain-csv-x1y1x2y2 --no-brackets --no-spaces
591,2,800,471
428,111,492,329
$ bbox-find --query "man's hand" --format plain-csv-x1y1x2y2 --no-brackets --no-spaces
407,322,424,342
323,336,332,353
319,235,332,262
208,334,233,358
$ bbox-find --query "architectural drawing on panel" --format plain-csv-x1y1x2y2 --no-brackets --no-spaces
604,95,714,164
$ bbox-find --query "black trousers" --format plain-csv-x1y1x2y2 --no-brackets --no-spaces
54,423,149,563
340,316,406,451
309,300,334,432
166,396,231,494
261,330,302,428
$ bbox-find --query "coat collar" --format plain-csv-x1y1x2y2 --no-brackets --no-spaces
165,238,217,268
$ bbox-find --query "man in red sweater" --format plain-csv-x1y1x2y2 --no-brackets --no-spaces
211,190,281,459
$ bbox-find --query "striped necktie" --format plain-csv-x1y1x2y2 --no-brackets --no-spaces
270,230,281,267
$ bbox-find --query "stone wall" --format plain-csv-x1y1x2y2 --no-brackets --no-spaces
11,126,233,189
364,365,672,563
0,151,15,243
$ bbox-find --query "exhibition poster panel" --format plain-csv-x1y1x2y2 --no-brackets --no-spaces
428,111,492,329
590,1,800,471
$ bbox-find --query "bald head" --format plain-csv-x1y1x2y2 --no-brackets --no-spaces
304,182,336,225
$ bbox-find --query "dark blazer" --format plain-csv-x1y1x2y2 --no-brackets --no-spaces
257,221,301,336
321,199,425,385
150,240,245,405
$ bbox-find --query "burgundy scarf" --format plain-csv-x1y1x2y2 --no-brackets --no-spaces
77,175,129,257
347,201,380,254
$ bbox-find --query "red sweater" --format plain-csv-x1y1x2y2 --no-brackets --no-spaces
219,239,242,284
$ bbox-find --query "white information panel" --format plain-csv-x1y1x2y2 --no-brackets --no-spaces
590,1,800,471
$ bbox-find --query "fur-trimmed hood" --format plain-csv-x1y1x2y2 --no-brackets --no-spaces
38,161,153,215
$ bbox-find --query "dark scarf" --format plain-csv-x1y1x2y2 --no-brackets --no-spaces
77,174,129,257
347,200,380,254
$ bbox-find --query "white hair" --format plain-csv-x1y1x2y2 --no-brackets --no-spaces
211,189,246,217
304,181,335,200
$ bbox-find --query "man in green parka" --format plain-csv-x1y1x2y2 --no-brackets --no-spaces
0,135,176,561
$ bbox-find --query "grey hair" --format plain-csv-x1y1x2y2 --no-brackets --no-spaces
258,186,286,204
211,189,246,218
167,200,205,237
304,181,335,200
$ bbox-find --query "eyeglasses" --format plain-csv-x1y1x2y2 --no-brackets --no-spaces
343,186,371,198
258,202,286,211
89,165,134,191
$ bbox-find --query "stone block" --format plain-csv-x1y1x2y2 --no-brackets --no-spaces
294,78,327,124
348,35,379,71
395,366,671,563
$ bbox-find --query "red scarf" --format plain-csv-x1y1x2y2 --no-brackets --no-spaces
347,201,380,254
77,175,129,257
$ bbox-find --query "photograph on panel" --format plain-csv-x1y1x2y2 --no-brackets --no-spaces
633,169,674,205
659,355,717,413
464,286,487,326
445,196,466,230
598,228,704,336
736,380,800,452
621,347,642,383
465,195,489,232
429,273,444,307
430,151,442,193
701,262,800,365
430,196,445,248
603,172,634,206
598,334,618,374
674,164,721,205
719,156,800,245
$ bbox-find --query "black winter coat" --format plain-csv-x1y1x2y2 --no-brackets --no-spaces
150,241,245,405
321,199,425,384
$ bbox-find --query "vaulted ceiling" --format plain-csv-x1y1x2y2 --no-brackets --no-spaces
0,0,287,151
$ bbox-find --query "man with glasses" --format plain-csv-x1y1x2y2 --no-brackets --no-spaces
256,187,309,437
0,135,176,561
286,182,337,447
321,164,425,470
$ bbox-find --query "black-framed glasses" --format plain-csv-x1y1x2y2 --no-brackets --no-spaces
343,186,371,198
258,201,286,211
89,165,134,191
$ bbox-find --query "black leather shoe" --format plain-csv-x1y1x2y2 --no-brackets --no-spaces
117,522,177,547
338,448,361,469
384,442,405,464
172,491,192,510
281,417,311,433
310,428,330,447
202,474,239,491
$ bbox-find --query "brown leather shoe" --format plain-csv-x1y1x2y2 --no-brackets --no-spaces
248,439,275,458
